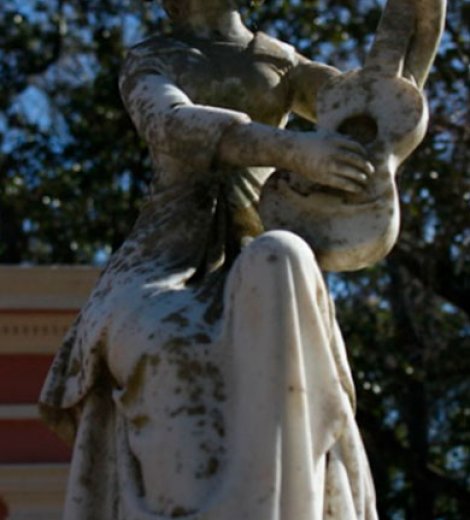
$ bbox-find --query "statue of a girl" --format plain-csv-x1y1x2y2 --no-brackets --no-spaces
39,0,444,518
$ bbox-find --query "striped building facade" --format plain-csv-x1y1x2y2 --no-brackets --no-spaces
0,266,99,519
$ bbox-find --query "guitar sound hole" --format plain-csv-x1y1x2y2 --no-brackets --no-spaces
337,114,378,145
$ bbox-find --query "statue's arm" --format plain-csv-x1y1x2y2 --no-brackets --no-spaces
119,49,252,172
119,49,371,193
287,54,340,122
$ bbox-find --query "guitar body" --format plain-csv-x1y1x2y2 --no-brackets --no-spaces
260,0,446,271
260,70,428,272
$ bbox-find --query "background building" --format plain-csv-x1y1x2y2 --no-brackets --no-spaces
0,266,99,519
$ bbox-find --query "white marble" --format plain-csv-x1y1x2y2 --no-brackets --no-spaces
261,0,446,271
39,0,445,518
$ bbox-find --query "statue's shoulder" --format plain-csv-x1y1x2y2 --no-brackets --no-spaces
127,33,189,57
121,33,192,78
253,31,298,68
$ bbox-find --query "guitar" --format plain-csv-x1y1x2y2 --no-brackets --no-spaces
260,0,446,271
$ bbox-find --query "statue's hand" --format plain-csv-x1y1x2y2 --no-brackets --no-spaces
293,129,374,194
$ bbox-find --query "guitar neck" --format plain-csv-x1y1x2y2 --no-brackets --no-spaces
365,0,416,77
365,0,446,88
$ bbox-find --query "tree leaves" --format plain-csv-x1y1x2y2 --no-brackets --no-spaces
1,1,468,517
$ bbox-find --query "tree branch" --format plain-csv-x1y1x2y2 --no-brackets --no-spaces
391,245,470,317
358,407,470,512
27,0,65,77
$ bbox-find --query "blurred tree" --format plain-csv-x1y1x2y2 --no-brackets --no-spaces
0,0,468,518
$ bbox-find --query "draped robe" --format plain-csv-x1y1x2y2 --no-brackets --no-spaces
40,31,378,520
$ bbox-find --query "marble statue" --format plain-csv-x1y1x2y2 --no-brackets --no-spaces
39,0,445,518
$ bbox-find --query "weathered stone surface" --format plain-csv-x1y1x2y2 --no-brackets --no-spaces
39,0,445,518
260,0,445,271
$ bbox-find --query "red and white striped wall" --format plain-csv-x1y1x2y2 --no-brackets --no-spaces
0,266,99,519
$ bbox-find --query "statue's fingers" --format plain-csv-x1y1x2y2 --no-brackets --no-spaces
332,164,368,185
328,172,365,193
335,137,368,157
337,153,374,176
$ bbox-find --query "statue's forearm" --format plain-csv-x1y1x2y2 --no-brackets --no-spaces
121,70,305,175
216,120,300,171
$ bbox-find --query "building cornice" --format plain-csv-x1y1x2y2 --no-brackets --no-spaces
0,266,100,354
0,265,100,310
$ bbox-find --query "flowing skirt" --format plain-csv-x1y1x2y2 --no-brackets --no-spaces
44,231,377,519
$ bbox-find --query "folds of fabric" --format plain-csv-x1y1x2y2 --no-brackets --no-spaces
41,230,377,519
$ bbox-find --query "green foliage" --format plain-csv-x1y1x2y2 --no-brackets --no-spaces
1,0,468,518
